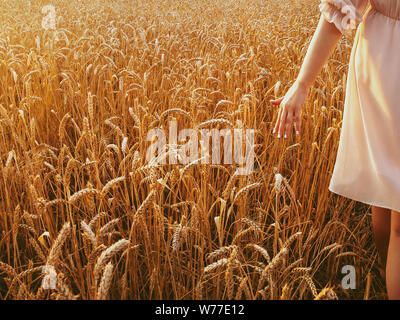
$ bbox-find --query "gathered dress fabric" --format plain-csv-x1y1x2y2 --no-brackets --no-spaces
319,0,400,212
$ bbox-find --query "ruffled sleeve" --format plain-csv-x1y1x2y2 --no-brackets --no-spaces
319,0,369,35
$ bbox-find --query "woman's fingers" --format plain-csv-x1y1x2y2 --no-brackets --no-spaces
272,98,283,134
270,97,301,138
294,109,301,135
284,111,294,139
278,107,287,138
273,106,282,134
270,97,283,106
271,98,285,136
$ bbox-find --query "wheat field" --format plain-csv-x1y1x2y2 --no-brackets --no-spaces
0,0,386,300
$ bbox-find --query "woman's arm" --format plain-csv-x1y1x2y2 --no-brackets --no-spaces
297,15,344,90
272,15,343,139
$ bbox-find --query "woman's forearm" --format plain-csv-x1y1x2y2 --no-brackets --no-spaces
296,15,343,89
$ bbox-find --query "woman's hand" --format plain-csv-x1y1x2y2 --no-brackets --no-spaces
271,80,310,139
269,14,344,139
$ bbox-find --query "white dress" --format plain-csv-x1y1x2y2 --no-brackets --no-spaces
320,0,400,212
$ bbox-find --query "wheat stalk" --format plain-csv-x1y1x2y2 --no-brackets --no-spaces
97,262,114,300
47,222,71,266
94,239,130,284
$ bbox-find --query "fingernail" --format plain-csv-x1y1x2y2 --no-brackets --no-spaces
277,134,281,138
284,134,287,139
296,130,300,135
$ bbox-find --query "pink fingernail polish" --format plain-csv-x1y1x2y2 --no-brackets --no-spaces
284,134,287,139
277,134,281,138
296,130,300,135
